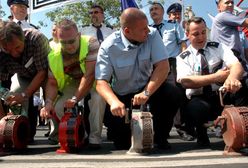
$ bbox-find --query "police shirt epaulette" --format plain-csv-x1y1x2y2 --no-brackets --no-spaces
168,20,176,23
179,50,190,59
106,24,114,29
82,24,90,28
207,41,219,48
30,24,38,30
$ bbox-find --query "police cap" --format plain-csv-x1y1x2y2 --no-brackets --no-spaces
166,3,182,14
7,0,29,7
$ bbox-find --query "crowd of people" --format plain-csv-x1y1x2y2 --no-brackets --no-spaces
0,0,248,151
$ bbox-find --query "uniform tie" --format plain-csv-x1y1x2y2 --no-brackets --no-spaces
198,49,212,94
153,23,163,37
17,21,22,25
94,25,104,44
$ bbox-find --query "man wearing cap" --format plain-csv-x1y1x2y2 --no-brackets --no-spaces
166,2,195,141
167,3,182,23
7,0,38,30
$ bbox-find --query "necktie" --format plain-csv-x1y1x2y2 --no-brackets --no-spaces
95,25,104,44
17,21,22,25
198,49,212,94
153,23,163,37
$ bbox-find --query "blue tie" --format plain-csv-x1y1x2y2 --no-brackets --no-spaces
96,25,104,44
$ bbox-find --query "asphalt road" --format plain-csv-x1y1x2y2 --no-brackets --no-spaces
0,126,247,168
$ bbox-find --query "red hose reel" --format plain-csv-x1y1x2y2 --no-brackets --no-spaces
0,114,30,150
57,106,86,153
215,87,248,155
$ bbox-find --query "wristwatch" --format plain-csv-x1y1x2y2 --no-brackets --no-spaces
71,96,78,102
143,90,150,97
21,92,28,99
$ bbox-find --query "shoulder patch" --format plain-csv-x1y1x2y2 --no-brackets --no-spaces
207,41,219,48
168,20,176,23
179,51,190,59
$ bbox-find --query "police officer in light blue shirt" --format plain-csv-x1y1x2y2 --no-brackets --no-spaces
149,2,187,58
96,26,168,95
95,8,181,150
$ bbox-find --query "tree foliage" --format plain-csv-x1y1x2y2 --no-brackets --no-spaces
45,0,123,27
43,0,165,27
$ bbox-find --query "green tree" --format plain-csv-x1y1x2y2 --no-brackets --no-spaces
42,0,165,28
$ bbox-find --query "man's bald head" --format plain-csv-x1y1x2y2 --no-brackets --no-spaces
120,8,148,29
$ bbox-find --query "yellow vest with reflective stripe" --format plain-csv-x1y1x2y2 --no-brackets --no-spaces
48,35,90,92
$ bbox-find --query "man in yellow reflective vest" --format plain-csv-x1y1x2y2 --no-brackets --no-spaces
40,18,106,148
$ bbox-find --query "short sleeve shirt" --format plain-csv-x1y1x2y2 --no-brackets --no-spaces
151,20,186,58
210,11,245,54
95,27,169,95
80,24,115,42
0,29,49,81
176,41,239,99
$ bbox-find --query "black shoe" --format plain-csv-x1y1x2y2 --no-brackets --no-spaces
89,143,101,150
48,138,58,145
44,131,50,137
196,127,210,147
156,140,171,150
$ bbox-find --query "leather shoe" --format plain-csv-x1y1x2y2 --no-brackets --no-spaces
48,138,58,145
89,143,101,150
196,127,210,147
156,140,171,150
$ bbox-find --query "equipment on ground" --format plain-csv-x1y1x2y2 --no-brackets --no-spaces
127,104,154,154
215,87,248,155
57,105,86,153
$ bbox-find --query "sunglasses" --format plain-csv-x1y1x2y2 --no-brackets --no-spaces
89,11,101,15
60,38,77,45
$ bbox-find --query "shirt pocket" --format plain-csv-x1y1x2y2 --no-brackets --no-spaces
115,56,135,80
163,29,176,41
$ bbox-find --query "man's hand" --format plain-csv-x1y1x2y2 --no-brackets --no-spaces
110,100,126,117
223,77,242,93
215,67,230,83
64,98,77,109
132,92,149,106
40,103,54,119
5,93,27,106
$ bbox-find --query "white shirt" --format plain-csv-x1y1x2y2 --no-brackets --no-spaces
177,41,239,99
80,23,115,42
13,18,36,30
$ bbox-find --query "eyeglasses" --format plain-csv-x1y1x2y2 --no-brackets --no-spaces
89,11,102,15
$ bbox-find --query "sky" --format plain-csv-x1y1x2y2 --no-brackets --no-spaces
0,0,247,39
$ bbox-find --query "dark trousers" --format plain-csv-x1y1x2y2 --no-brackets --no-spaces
105,81,182,149
182,79,248,134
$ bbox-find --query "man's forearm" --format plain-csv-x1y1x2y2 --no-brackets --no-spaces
25,70,47,97
145,60,169,95
74,75,95,101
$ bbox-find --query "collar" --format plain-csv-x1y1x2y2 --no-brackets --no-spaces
190,42,208,55
13,19,26,24
92,24,102,28
120,30,139,50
